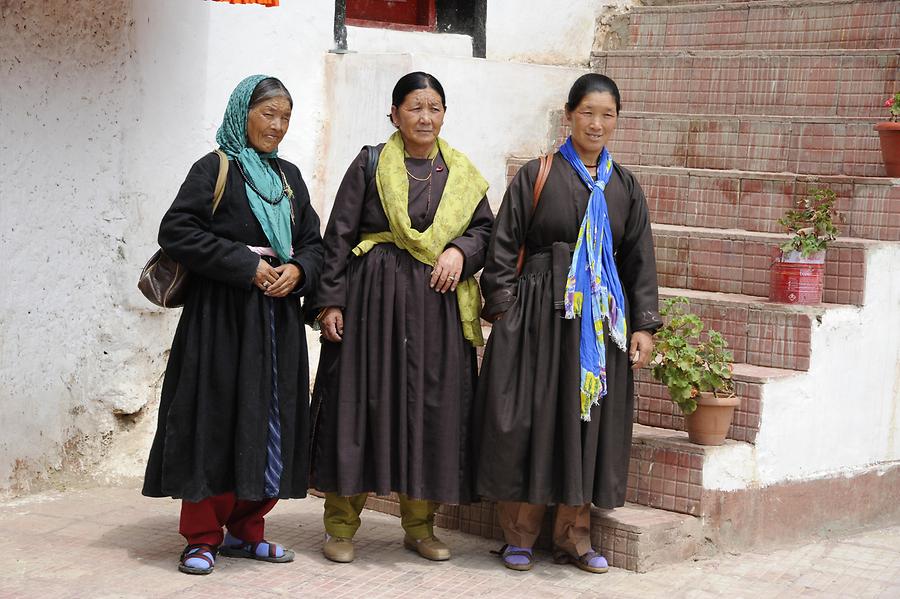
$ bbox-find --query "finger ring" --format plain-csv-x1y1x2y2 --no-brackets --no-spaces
264,282,270,288
448,275,456,281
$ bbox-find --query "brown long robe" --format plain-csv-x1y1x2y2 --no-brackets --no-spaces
475,153,661,508
309,145,494,503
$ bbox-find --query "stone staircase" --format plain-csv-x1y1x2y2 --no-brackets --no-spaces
591,0,898,570
363,0,900,573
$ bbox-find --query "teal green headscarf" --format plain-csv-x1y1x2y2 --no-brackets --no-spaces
216,74,293,263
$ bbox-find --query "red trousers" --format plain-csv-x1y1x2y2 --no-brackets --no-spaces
179,492,278,547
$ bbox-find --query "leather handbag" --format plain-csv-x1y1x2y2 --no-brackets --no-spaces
137,150,229,308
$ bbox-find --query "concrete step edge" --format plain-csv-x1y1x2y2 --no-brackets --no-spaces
638,361,799,384
614,111,887,125
632,423,751,454
592,48,900,57
625,164,900,186
651,223,890,249
632,0,893,14
658,286,842,314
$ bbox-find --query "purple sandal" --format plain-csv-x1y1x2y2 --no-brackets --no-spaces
553,548,609,574
492,544,534,571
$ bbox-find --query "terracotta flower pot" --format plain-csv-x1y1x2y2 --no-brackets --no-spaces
684,391,740,446
875,121,900,177
769,249,825,305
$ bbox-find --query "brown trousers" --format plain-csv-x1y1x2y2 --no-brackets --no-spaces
496,501,592,557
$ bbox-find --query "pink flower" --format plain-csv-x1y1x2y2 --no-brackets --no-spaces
886,98,896,107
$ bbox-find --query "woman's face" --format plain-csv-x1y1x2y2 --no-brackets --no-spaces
565,91,618,160
246,95,292,153
390,87,445,154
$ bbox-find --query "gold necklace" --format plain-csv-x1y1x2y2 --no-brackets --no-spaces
406,154,437,182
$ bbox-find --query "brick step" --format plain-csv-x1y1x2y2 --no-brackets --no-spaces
653,224,874,305
627,423,751,516
627,0,899,51
629,166,900,242
590,49,898,118
634,362,796,443
613,112,886,177
657,286,836,370
366,494,704,572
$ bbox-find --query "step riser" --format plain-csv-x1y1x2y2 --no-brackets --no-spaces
658,291,813,371
629,2,900,51
590,53,898,118
633,168,900,243
628,437,705,515
634,370,762,444
653,230,866,305
613,116,886,178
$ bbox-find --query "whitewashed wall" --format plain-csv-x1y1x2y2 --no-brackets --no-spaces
486,0,631,65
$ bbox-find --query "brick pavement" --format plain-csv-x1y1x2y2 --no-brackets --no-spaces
1,485,898,599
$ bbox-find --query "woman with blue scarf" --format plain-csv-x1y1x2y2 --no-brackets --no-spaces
142,76,324,575
475,74,661,574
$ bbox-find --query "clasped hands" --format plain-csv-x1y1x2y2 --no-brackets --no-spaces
254,258,302,298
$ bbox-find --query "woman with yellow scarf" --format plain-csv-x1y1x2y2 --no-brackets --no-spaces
309,72,494,563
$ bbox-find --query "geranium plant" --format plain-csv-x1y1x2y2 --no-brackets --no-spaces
885,92,900,122
651,297,734,415
778,187,841,258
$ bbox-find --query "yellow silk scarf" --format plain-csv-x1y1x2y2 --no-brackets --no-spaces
351,131,489,346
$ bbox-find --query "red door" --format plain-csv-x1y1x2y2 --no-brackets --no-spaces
346,0,436,30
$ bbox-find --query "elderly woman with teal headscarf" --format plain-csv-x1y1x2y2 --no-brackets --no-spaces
142,75,324,575
308,72,494,564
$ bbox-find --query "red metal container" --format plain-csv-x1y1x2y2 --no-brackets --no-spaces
769,250,825,304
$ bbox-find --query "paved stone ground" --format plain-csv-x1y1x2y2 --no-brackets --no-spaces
1,485,898,599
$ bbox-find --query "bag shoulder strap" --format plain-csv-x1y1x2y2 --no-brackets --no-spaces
364,144,381,187
212,149,229,214
515,152,555,275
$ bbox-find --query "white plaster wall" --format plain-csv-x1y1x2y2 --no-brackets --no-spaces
486,0,630,65
0,0,146,494
0,0,340,493
703,244,900,491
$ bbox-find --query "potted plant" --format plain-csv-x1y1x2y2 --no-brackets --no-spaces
651,297,738,446
875,92,900,177
769,187,841,305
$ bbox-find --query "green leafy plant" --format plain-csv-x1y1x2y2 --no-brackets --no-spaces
884,92,900,122
651,297,734,415
778,188,841,258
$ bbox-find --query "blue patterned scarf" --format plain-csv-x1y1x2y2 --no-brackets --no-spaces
560,137,628,421
216,74,293,263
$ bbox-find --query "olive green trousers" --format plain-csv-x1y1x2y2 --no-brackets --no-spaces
323,492,440,540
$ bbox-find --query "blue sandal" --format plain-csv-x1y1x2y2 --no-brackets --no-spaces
179,543,216,575
219,534,294,563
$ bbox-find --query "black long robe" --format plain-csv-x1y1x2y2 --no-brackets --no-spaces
142,151,324,502
475,154,661,508
309,145,494,504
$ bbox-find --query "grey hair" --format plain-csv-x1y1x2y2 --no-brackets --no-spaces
249,77,293,109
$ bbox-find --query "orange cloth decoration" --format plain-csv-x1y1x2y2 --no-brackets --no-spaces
212,0,279,6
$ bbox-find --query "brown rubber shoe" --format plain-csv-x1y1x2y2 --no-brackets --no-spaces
403,534,451,561
323,534,355,563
